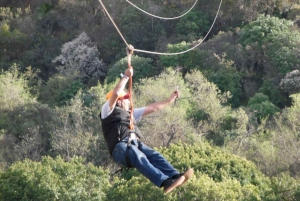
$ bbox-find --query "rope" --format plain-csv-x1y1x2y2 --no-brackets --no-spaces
98,0,130,48
99,0,222,56
126,0,198,20
133,0,222,56
126,45,135,130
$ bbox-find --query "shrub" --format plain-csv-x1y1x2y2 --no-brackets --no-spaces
106,143,287,201
0,156,110,201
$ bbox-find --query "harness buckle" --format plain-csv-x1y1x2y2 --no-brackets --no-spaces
127,130,135,147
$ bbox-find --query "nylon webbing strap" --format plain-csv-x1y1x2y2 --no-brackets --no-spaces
126,45,134,130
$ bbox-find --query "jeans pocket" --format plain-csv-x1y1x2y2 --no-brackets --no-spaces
112,143,128,167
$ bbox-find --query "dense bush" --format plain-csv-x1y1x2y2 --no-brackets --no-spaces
0,66,54,165
0,156,110,201
106,143,299,201
247,93,280,122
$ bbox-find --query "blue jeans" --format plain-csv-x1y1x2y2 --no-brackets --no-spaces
112,137,179,187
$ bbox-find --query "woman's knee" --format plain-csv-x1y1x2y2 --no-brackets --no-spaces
129,146,146,160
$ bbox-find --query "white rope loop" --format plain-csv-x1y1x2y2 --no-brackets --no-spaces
126,0,198,20
133,0,223,56
99,0,223,56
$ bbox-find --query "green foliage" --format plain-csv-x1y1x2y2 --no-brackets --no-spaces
175,10,210,39
184,70,248,145
106,55,155,84
38,75,84,106
0,65,34,110
0,66,54,164
207,60,243,108
22,33,62,79
160,42,199,71
119,7,166,51
162,143,268,186
267,93,300,176
239,15,293,47
0,23,28,70
50,91,101,162
134,68,197,147
239,14,300,74
269,173,300,201
106,143,292,201
259,79,290,108
225,94,300,177
266,30,300,74
59,80,84,105
0,7,23,23
1,1,300,197
36,3,54,19
248,93,280,121
0,156,110,201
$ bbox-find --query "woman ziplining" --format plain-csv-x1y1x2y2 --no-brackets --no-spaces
100,45,194,194
98,0,222,55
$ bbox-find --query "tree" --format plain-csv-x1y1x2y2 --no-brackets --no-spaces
239,15,300,74
207,57,243,108
234,93,300,177
259,78,291,108
272,93,300,177
38,74,84,106
106,143,299,201
118,7,166,53
53,32,107,82
0,156,110,201
184,70,248,146
50,91,100,162
0,65,54,166
175,10,210,41
0,23,28,71
239,15,294,47
247,93,280,122
160,41,201,75
280,70,300,95
133,68,197,147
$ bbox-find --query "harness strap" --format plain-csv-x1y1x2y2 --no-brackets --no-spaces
124,45,135,168
126,45,135,130
125,129,141,168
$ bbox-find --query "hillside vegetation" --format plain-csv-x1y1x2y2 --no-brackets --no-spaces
1,0,300,200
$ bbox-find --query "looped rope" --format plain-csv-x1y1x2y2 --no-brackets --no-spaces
126,45,135,130
126,0,198,20
98,0,222,56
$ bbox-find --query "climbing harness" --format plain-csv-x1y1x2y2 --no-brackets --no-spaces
98,0,223,55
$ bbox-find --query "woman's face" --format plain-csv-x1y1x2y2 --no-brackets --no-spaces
118,99,131,111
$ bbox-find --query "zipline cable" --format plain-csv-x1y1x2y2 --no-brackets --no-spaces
126,0,198,20
98,0,222,55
